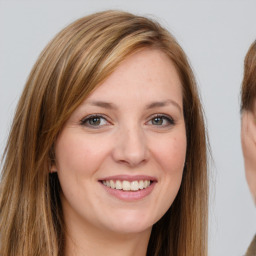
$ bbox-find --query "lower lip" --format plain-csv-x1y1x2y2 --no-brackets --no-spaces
100,182,156,201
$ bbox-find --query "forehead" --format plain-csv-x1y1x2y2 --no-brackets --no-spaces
86,48,183,106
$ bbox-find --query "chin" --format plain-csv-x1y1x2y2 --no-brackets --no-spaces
103,211,157,235
110,223,152,235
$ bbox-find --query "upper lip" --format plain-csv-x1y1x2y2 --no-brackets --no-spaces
99,175,157,182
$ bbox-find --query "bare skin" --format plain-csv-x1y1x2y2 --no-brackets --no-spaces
241,101,256,204
53,49,186,256
64,218,151,256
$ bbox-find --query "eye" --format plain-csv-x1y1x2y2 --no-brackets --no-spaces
80,115,109,128
147,114,175,127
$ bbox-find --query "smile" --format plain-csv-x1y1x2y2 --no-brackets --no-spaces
102,180,151,191
99,175,157,200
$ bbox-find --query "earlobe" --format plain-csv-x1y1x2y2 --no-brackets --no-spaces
50,165,57,173
49,159,57,173
49,146,57,173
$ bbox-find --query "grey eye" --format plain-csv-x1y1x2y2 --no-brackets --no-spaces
80,115,108,127
149,115,174,126
88,117,102,126
152,117,164,125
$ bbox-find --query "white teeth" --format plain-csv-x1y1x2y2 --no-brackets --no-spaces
123,181,131,191
110,180,115,189
116,180,122,190
102,179,151,191
138,180,144,189
144,180,150,187
131,181,139,191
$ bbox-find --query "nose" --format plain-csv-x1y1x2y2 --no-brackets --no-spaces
112,125,149,167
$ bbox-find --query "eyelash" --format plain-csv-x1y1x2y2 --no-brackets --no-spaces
79,114,175,128
80,114,110,128
147,114,175,127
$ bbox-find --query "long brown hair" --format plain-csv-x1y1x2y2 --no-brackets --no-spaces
0,10,208,256
241,40,256,112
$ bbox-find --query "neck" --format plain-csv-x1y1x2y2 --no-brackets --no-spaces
64,218,151,256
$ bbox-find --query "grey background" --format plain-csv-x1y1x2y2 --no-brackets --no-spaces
0,1,255,255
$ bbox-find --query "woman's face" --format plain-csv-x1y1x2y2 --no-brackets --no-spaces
53,48,187,235
241,101,256,204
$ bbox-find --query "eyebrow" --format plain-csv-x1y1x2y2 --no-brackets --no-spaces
146,100,182,113
86,101,117,109
85,99,182,113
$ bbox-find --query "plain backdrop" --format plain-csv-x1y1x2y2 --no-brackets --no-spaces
0,1,255,255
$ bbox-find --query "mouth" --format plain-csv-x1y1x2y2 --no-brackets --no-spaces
99,176,157,201
101,180,152,191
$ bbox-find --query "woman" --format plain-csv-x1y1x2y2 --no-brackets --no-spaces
241,40,256,256
0,10,208,256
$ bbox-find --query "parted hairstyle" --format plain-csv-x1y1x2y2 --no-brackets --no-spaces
0,10,208,256
241,40,256,112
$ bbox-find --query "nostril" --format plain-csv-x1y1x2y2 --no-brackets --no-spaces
111,133,148,167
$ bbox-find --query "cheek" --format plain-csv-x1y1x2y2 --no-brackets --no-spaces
152,133,187,174
148,131,186,220
241,128,256,168
241,128,249,159
54,131,106,177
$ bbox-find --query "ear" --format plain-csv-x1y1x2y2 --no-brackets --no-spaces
49,158,57,173
49,145,57,173
241,110,256,204
50,164,57,173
